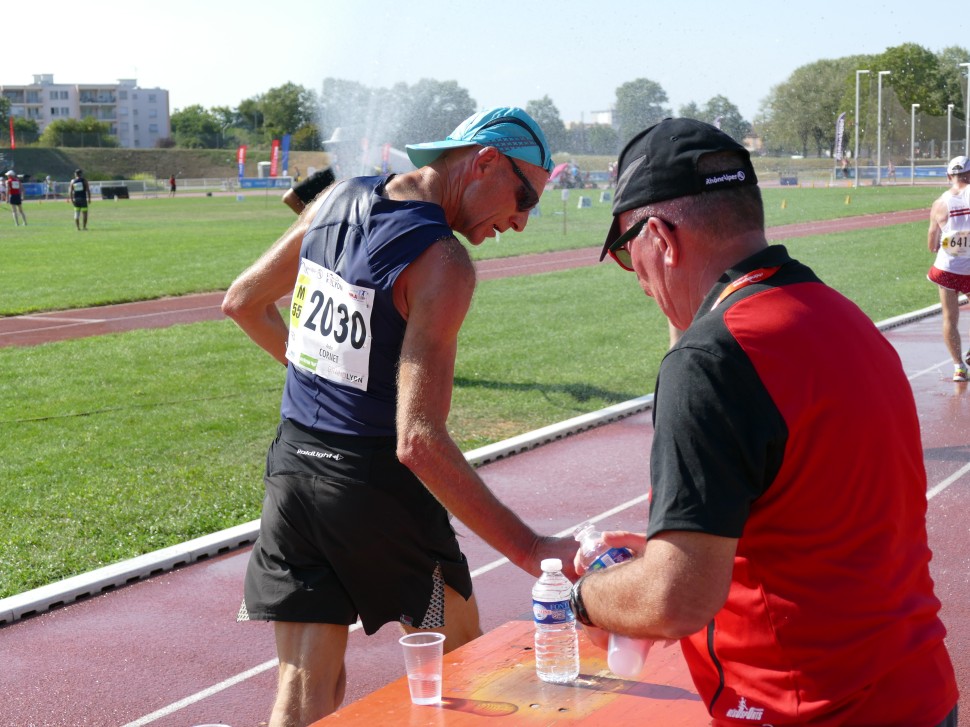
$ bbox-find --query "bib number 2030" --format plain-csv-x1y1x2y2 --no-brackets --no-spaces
286,258,374,391
303,289,367,348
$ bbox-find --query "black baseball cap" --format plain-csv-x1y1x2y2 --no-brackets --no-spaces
600,118,758,260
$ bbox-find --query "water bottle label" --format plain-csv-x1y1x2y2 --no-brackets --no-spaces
532,598,574,625
589,547,633,570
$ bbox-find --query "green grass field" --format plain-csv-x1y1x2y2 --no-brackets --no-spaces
0,184,946,597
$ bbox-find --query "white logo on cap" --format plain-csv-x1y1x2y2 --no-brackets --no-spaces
704,170,746,187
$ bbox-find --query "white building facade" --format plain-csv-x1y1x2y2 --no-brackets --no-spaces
1,74,171,148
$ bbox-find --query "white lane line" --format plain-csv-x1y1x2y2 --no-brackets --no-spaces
908,358,955,382
21,315,107,323
121,659,280,726
121,498,650,726
927,462,970,501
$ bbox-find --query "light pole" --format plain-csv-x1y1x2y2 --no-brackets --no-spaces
947,104,954,160
854,69,870,188
961,63,970,155
910,103,920,186
876,70,891,185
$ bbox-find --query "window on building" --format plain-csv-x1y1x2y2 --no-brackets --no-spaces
149,94,156,103
119,91,127,100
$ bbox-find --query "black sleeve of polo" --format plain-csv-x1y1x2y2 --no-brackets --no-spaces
648,338,787,539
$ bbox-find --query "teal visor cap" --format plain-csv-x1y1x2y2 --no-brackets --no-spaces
406,107,553,172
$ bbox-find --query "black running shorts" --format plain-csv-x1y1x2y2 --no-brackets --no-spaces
239,419,473,635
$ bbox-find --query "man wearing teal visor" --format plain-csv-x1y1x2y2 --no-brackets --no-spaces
223,107,574,726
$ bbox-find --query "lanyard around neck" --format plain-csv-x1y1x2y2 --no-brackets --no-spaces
711,266,781,311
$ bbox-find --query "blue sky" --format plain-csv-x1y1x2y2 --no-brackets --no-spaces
7,1,962,125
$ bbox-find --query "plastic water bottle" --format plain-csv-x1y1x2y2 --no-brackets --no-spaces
573,521,653,678
532,558,580,683
573,521,634,571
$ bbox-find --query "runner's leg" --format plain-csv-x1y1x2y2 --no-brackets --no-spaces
400,585,483,653
270,621,349,726
939,287,962,365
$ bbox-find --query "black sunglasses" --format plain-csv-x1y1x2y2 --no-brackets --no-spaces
607,217,675,272
503,154,541,212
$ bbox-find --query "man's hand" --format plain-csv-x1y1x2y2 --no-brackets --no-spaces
531,535,582,581
573,530,647,577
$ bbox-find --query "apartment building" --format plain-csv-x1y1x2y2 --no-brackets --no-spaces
1,74,171,148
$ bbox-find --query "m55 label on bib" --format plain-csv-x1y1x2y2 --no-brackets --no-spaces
286,258,374,391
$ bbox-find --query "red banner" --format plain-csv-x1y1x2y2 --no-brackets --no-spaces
236,145,247,178
9,117,15,150
270,139,280,177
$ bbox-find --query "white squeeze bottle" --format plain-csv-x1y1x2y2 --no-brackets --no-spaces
532,558,580,683
573,521,653,678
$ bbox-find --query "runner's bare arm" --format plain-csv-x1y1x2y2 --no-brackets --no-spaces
222,194,329,365
394,238,578,579
928,198,946,253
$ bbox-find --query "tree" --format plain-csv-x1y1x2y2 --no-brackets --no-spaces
170,104,222,148
210,105,238,129
261,82,318,138
762,57,861,157
614,78,672,146
866,45,953,161
584,124,620,155
937,46,970,123
526,96,567,155
9,117,40,145
319,78,377,143
38,118,117,147
877,44,949,115
677,101,701,119
678,97,751,141
702,96,751,141
237,96,264,138
393,79,475,149
290,123,322,151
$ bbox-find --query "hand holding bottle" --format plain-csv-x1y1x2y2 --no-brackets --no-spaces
572,521,654,678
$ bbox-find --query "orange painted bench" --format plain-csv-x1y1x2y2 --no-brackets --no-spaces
315,618,707,725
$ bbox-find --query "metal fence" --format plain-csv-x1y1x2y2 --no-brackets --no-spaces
17,176,296,199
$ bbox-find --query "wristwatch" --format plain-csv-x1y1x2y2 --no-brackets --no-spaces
570,576,594,627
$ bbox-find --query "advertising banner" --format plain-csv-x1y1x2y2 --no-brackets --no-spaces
270,139,280,177
237,145,247,178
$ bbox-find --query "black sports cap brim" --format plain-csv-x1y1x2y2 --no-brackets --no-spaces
599,118,757,261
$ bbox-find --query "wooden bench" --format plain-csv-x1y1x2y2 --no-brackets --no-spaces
315,618,706,725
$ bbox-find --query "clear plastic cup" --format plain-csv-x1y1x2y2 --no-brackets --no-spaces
399,632,446,705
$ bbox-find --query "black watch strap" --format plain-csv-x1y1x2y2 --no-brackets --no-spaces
570,576,594,627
